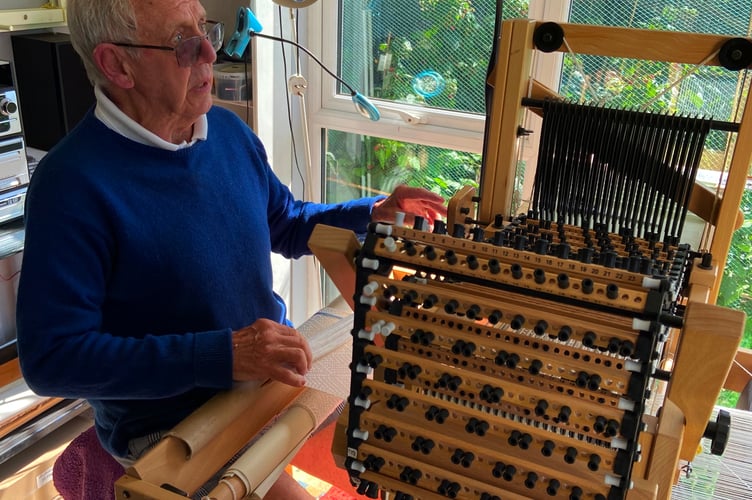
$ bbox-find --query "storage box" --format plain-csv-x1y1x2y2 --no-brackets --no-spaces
213,63,252,102
0,416,92,500
0,443,62,499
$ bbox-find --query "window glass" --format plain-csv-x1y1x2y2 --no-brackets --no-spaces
339,0,529,114
325,130,482,202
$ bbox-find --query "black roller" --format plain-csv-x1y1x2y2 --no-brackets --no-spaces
718,37,752,71
533,22,564,52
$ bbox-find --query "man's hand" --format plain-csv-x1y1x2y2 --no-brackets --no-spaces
231,318,313,387
371,185,447,226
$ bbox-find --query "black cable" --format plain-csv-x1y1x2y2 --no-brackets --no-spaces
250,31,358,97
276,6,306,196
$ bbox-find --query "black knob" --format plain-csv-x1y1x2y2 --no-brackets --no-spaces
494,351,509,366
443,250,458,265
511,314,525,329
525,471,538,489
588,454,602,471
534,268,546,284
488,310,502,324
422,294,438,308
534,399,549,416
529,359,544,376
593,416,607,433
423,245,437,260
508,430,522,446
534,320,548,336
511,263,523,279
547,479,560,496
0,98,17,116
564,446,577,464
582,331,597,347
466,304,481,319
502,465,517,481
474,420,489,436
541,439,555,457
488,258,501,274
703,409,732,455
491,461,506,478
506,353,520,369
518,433,533,449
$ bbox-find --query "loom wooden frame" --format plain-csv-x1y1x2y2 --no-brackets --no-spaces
481,20,751,303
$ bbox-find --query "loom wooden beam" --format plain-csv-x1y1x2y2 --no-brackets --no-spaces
308,224,361,310
114,475,186,500
547,22,738,67
687,183,745,232
665,301,745,461
724,347,752,393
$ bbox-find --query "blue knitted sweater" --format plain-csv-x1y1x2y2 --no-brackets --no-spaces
16,106,377,457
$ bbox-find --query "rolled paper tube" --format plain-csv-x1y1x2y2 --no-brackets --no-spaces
206,387,341,499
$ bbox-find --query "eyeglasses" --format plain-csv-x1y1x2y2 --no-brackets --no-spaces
110,21,224,67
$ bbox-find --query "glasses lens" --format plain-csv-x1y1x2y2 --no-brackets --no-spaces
175,37,202,67
210,22,224,51
174,23,223,67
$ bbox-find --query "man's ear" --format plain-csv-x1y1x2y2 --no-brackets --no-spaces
93,44,135,89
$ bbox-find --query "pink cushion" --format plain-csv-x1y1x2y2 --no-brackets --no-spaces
52,426,125,500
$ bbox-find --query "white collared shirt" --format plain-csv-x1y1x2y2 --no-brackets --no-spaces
93,86,208,151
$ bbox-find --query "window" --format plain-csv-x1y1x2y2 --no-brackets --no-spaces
306,0,530,207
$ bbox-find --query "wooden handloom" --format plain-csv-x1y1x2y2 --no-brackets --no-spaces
312,20,750,500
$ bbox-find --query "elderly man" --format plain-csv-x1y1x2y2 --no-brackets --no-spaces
16,0,446,498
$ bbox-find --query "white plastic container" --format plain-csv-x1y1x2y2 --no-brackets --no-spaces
213,63,252,102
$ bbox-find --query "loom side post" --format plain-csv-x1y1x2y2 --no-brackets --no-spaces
308,224,361,310
633,399,685,500
446,185,477,230
665,301,745,461
707,95,752,301
479,18,538,223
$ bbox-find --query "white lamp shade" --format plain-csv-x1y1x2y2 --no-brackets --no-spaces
272,0,318,8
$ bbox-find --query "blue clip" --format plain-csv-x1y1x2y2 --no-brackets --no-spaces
224,7,264,59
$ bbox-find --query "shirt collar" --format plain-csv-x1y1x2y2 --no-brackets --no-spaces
93,86,208,151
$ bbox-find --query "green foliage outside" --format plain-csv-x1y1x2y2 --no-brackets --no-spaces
716,188,752,408
329,0,529,201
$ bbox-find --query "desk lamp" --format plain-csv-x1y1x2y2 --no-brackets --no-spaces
224,6,380,121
